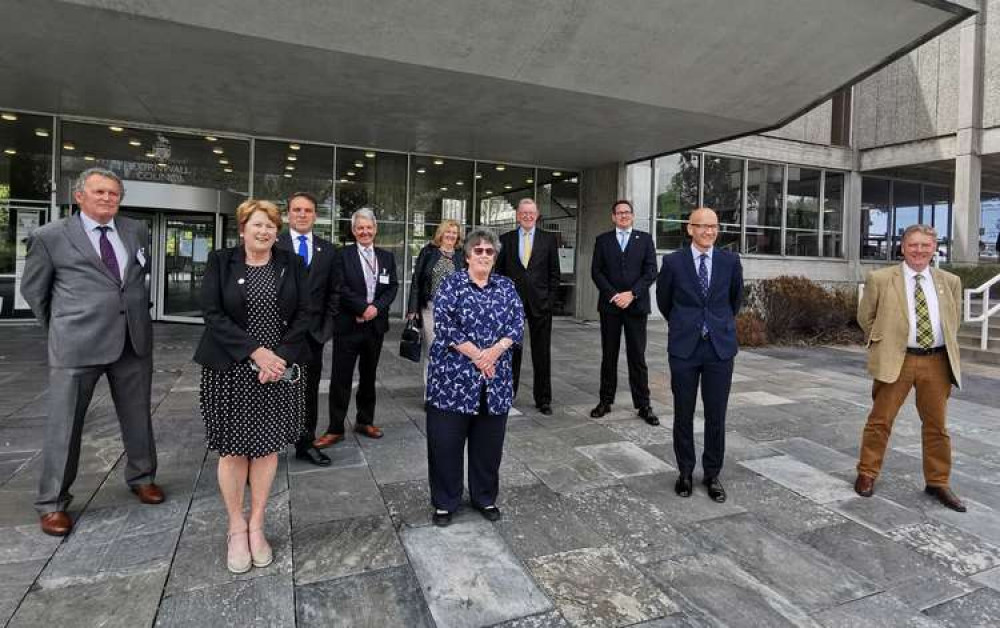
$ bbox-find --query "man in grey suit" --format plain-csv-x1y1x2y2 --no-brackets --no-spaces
21,167,164,537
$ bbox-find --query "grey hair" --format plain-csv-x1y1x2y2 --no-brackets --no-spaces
463,229,502,257
516,198,537,211
351,207,377,229
901,223,937,243
73,167,125,200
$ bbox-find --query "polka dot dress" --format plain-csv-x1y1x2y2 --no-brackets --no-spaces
200,260,306,458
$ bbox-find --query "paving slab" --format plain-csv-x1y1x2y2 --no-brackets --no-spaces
403,519,552,627
923,587,1000,627
831,495,927,532
156,574,295,627
495,483,605,561
528,546,678,628
292,514,406,585
295,565,435,627
740,455,858,503
576,441,674,479
770,437,859,473
887,521,1000,576
811,591,944,627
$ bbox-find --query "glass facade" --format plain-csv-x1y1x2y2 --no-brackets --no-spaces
981,188,1000,261
1,112,579,320
860,176,952,261
633,151,845,257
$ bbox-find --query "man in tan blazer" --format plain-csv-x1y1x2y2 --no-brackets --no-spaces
854,224,965,512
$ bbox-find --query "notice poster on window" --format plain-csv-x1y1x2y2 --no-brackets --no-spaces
192,237,209,263
14,210,42,311
558,247,574,274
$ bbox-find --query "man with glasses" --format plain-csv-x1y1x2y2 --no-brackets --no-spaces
656,207,743,503
496,198,561,415
277,192,338,466
590,200,659,425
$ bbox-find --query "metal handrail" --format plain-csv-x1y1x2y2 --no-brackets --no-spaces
963,272,1000,351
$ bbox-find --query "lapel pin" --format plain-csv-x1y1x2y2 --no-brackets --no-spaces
237,278,245,285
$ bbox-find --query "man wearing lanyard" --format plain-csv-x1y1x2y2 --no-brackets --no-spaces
277,192,338,465
325,208,398,442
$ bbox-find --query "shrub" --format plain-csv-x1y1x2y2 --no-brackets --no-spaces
748,276,862,345
736,310,768,347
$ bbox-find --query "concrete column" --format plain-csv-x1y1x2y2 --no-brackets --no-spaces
575,162,625,320
952,10,985,263
845,167,866,281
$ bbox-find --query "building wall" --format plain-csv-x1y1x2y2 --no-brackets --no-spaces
763,100,833,145
983,0,1000,129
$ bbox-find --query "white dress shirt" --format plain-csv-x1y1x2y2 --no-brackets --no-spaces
79,212,128,280
288,228,314,262
902,262,944,348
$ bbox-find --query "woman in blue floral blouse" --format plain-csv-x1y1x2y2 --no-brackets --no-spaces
425,229,524,526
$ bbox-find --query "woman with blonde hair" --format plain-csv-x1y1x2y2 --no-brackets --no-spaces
194,199,312,573
406,219,465,385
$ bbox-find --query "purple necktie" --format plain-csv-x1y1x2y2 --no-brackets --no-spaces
698,254,709,337
97,226,121,282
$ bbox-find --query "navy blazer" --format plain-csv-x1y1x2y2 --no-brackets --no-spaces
277,231,338,344
193,246,313,370
591,229,658,315
331,244,398,335
656,247,744,360
495,228,561,316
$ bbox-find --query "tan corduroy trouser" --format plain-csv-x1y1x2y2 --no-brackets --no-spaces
857,352,953,486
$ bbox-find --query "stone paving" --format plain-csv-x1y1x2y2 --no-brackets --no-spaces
2,320,1000,627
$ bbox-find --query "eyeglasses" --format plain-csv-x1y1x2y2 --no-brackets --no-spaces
613,210,633,216
689,223,720,231
472,246,496,257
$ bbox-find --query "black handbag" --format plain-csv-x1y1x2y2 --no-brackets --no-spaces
399,317,422,362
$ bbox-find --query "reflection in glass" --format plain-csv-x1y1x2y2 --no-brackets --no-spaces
0,111,53,201
627,160,652,226
537,169,579,316
163,215,214,318
981,189,1000,261
823,173,844,258
475,162,534,232
703,155,743,227
653,152,699,249
785,167,820,256
861,177,890,259
746,161,782,255
253,140,334,237
892,181,920,259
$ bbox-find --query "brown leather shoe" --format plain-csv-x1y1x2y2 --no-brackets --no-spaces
313,433,345,449
854,475,875,497
925,485,967,512
131,483,165,505
355,424,384,439
40,511,73,537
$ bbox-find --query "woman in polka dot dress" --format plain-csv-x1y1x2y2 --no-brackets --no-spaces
193,199,312,574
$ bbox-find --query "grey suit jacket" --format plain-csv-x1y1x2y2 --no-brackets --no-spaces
20,212,153,367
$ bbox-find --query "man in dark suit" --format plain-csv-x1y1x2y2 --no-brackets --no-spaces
590,200,659,425
277,192,337,466
20,167,163,537
496,198,561,415
325,208,398,440
656,207,743,503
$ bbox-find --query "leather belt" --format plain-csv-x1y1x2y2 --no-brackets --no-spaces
906,346,946,356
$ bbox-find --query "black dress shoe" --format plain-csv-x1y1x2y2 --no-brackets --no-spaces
925,485,967,512
590,403,612,418
474,504,502,521
537,404,553,416
432,509,452,526
704,477,727,503
637,407,659,426
675,474,693,497
295,447,331,467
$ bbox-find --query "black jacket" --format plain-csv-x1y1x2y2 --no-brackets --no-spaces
276,231,338,344
590,229,658,315
495,228,561,316
331,244,398,335
193,246,313,370
406,243,465,314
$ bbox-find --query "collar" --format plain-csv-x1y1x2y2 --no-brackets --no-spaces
691,244,713,261
289,228,312,242
617,228,632,237
357,244,375,255
902,262,930,282
80,212,116,232
519,227,535,238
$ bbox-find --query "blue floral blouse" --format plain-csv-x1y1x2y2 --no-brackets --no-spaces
427,270,525,415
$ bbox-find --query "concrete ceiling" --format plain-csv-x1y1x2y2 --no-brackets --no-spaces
0,0,973,169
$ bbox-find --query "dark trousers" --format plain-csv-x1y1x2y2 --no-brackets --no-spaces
297,338,326,452
426,388,508,512
36,336,157,513
598,310,650,408
669,337,734,479
327,325,383,434
512,309,552,406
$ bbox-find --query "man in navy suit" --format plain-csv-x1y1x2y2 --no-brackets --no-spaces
590,200,659,425
326,208,398,441
656,207,743,503
277,192,338,466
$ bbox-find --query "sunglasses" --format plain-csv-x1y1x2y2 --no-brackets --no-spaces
472,246,496,257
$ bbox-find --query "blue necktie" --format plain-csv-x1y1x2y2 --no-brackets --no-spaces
698,253,709,337
618,231,627,251
297,235,309,266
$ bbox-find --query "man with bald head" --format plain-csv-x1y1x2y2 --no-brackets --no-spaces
656,208,743,503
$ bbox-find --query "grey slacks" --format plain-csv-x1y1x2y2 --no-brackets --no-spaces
36,339,157,513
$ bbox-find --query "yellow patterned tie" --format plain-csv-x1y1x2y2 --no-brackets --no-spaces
914,274,933,349
521,231,532,267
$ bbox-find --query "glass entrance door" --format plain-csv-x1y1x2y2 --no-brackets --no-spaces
160,214,215,322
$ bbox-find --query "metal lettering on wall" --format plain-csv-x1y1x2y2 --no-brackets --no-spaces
122,161,194,185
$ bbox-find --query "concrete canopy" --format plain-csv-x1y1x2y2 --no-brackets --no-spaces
1,0,973,169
